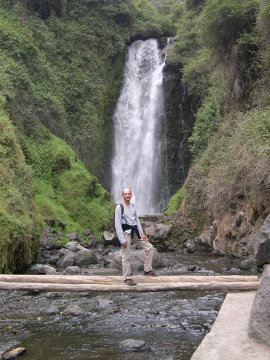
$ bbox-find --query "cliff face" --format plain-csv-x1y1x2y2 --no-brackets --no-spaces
165,0,270,257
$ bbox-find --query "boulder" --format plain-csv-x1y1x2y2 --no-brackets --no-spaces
63,266,82,275
246,215,270,266
119,339,150,352
248,265,270,345
39,229,62,250
195,235,213,251
239,257,256,271
42,306,60,315
74,249,97,266
27,264,57,275
66,232,79,242
144,223,172,250
62,304,86,316
64,241,84,253
56,251,75,270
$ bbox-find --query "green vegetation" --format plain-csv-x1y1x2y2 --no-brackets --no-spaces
0,0,175,272
166,0,270,252
165,186,185,214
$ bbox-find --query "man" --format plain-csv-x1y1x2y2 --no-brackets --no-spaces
114,188,158,286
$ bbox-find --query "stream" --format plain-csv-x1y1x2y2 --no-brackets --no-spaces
0,252,256,360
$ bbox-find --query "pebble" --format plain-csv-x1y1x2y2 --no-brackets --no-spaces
119,339,150,352
1,347,26,359
62,304,86,316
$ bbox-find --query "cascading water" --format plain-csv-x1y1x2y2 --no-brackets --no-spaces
111,39,167,214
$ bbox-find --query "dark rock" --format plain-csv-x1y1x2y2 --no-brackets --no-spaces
83,229,92,236
239,257,255,270
74,249,97,266
1,347,26,360
119,339,150,352
48,254,60,265
235,211,245,227
39,229,62,250
56,251,75,270
27,264,57,275
249,265,270,345
246,215,270,266
62,304,86,316
42,306,60,315
63,266,82,275
45,218,55,226
213,249,225,257
58,220,66,230
195,236,213,251
187,265,197,271
66,232,79,241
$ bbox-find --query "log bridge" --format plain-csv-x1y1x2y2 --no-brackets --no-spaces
0,274,259,292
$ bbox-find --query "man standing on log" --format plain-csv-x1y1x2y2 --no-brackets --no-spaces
114,188,158,286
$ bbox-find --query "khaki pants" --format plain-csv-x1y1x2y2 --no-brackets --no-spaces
122,233,154,280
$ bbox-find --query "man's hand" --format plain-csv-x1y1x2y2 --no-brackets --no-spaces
141,234,149,242
121,241,127,247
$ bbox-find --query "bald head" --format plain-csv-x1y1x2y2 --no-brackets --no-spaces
122,188,132,196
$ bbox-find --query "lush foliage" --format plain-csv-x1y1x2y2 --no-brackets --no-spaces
165,186,185,214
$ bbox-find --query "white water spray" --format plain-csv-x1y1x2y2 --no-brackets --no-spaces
111,39,166,214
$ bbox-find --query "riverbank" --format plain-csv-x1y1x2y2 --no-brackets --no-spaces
191,291,270,360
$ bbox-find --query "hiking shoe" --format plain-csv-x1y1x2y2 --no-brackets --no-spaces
124,278,137,286
144,270,159,276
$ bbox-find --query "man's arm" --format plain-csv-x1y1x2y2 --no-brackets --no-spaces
135,211,149,241
115,205,126,245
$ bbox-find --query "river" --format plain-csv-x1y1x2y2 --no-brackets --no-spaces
0,252,255,360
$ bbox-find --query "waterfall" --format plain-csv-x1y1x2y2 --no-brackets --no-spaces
111,39,166,214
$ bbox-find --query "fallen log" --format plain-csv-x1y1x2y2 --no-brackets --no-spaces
0,274,259,285
0,281,259,292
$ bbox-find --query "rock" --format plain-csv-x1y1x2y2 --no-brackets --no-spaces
195,236,213,251
42,306,60,315
58,220,66,230
1,348,26,360
143,223,172,250
46,292,63,298
83,229,92,236
56,251,75,270
63,266,82,275
248,265,270,345
213,249,225,257
66,232,79,241
97,297,113,308
187,265,197,271
74,249,97,266
45,218,55,226
27,264,57,275
64,241,83,253
62,304,86,316
246,215,270,266
235,211,245,227
239,257,255,270
48,254,60,265
119,339,150,352
185,240,197,253
39,229,62,250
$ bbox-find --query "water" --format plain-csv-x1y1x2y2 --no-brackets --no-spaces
111,39,166,214
0,253,255,360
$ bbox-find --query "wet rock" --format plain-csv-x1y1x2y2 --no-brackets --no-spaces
187,265,197,271
249,265,270,345
27,264,57,275
42,306,60,315
74,249,97,266
213,249,225,257
119,339,150,352
62,304,86,316
1,347,26,360
56,251,75,270
246,215,270,266
63,266,82,275
239,257,255,270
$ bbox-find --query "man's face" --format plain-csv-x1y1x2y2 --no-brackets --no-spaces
122,189,132,203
